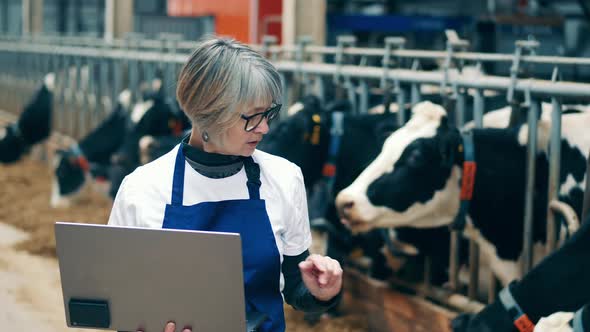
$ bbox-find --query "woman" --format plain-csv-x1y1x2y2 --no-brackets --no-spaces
108,37,343,332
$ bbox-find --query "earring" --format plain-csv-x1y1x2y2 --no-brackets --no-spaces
202,131,209,142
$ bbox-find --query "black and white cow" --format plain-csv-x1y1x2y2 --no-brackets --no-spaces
259,97,523,282
336,101,589,285
0,73,55,163
108,91,188,195
52,85,189,206
453,214,590,332
258,95,403,277
51,89,133,207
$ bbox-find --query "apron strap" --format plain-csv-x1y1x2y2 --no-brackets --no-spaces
171,146,186,206
243,157,261,200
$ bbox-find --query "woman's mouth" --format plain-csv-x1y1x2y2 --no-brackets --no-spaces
247,141,259,147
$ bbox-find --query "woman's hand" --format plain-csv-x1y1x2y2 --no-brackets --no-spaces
136,321,191,332
298,254,343,302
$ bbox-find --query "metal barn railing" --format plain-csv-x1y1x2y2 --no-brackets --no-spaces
0,31,588,312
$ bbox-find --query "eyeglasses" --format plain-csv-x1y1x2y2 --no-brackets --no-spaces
240,103,282,132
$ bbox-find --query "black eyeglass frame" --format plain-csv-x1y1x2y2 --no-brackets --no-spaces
240,103,282,132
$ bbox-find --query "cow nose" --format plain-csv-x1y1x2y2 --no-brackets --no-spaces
335,192,356,219
342,201,354,210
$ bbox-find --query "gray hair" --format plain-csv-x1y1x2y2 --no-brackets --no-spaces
176,36,282,144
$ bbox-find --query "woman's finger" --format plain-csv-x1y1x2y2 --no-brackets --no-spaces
164,321,176,332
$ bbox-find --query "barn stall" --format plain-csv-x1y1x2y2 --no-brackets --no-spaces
1,23,590,332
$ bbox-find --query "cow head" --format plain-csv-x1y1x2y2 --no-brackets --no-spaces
0,124,28,164
335,101,463,233
51,147,90,207
258,95,333,188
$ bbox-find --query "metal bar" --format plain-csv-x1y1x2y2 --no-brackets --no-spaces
522,98,540,274
584,153,590,222
473,89,484,127
465,90,484,301
546,96,562,254
99,57,109,118
279,72,289,120
113,60,122,107
5,41,590,98
0,35,531,65
455,87,466,127
73,56,83,139
487,272,498,304
359,80,369,114
345,77,357,114
448,233,460,291
468,240,480,300
411,83,422,106
396,82,406,124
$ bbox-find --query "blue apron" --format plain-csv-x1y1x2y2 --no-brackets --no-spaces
162,146,285,332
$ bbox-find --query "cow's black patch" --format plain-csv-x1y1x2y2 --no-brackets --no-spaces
560,139,587,183
55,151,86,196
366,117,461,212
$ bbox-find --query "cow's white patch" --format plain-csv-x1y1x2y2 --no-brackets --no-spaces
534,312,574,332
559,174,581,197
118,89,132,110
139,135,155,165
287,102,304,116
131,100,154,124
43,72,56,92
342,101,444,195
151,78,162,93
50,178,71,208
561,112,590,163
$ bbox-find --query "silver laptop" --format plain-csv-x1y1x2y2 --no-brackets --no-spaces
55,222,265,332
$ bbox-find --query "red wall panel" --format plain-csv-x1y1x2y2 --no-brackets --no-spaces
168,0,281,43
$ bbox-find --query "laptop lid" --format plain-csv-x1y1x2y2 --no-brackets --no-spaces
55,222,247,332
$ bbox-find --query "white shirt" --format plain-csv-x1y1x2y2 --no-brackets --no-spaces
108,145,312,291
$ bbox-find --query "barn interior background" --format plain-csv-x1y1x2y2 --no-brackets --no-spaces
1,0,590,331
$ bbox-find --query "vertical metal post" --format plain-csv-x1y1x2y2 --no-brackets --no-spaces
68,55,82,139
81,57,93,135
583,154,590,222
473,89,484,128
261,35,277,60
395,80,406,124
454,84,465,127
449,234,460,291
468,240,480,300
359,79,369,114
345,75,357,114
522,96,540,275
334,35,356,101
466,87,484,300
295,35,312,100
487,271,498,303
55,52,65,133
279,72,289,120
317,76,326,105
99,55,110,118
546,68,562,254
158,33,183,99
